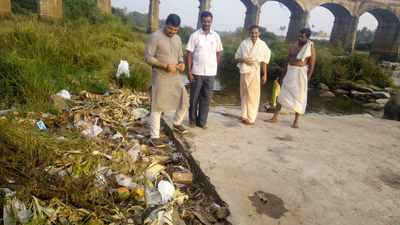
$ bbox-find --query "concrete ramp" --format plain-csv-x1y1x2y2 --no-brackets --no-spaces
167,106,400,225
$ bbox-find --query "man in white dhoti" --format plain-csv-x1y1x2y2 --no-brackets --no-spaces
269,28,316,128
235,25,271,125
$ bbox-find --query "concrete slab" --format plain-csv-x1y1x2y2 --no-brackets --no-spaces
166,106,400,225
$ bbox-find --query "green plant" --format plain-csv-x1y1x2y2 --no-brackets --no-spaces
337,54,394,87
63,0,102,21
11,0,38,14
218,45,240,90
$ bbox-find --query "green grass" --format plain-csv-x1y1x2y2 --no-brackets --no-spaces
0,16,151,112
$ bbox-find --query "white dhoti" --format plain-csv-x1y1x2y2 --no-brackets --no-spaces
240,71,260,123
278,65,308,114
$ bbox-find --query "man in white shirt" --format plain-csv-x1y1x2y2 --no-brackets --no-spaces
186,11,223,129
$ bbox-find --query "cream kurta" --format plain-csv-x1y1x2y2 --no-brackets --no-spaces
235,38,271,123
235,38,271,75
145,30,188,112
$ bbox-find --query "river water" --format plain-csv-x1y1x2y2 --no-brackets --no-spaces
181,75,367,115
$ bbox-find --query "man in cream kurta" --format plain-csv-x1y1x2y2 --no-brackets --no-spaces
145,14,188,148
235,25,271,125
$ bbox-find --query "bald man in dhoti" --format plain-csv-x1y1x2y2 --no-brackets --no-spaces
235,25,271,125
269,28,316,128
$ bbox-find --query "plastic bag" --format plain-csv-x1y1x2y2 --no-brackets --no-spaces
132,108,149,120
116,60,130,78
157,180,175,204
116,174,137,189
81,118,103,138
56,89,71,100
145,188,162,206
3,197,32,225
36,120,47,130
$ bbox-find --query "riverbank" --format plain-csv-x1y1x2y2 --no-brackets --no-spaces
166,106,400,225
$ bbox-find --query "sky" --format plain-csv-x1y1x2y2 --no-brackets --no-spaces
112,0,378,36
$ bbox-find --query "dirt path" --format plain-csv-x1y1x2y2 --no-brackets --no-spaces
167,106,400,225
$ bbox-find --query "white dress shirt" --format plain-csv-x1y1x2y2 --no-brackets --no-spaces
186,29,223,76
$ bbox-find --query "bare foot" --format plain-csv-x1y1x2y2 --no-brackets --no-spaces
243,119,255,126
291,123,299,129
266,117,278,123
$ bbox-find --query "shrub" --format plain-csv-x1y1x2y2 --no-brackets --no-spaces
313,47,335,85
336,54,393,88
64,0,102,22
11,0,37,14
219,45,240,90
268,42,289,80
179,26,195,44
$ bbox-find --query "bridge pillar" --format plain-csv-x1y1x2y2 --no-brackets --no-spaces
197,0,211,29
286,11,309,42
371,21,400,60
97,0,111,15
0,0,11,17
244,3,261,30
147,0,160,33
39,0,63,19
330,16,359,52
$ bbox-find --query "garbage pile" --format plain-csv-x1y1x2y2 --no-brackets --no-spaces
0,89,230,225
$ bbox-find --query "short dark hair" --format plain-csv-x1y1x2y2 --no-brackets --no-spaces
200,11,213,20
249,25,260,32
300,28,311,39
166,14,181,27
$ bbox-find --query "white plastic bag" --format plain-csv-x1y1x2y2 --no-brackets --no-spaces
3,196,32,225
116,60,130,78
157,180,175,204
132,108,149,120
56,89,71,100
115,174,137,189
81,118,103,138
145,188,162,206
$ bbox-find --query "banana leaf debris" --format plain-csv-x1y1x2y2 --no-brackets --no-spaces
0,89,230,225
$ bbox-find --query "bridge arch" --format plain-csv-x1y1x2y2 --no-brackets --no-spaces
310,2,358,51
271,0,307,41
315,0,355,16
259,2,292,38
243,0,306,41
147,0,208,33
360,8,400,60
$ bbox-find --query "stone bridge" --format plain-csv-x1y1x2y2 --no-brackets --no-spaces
147,0,400,59
0,0,399,59
0,0,111,18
